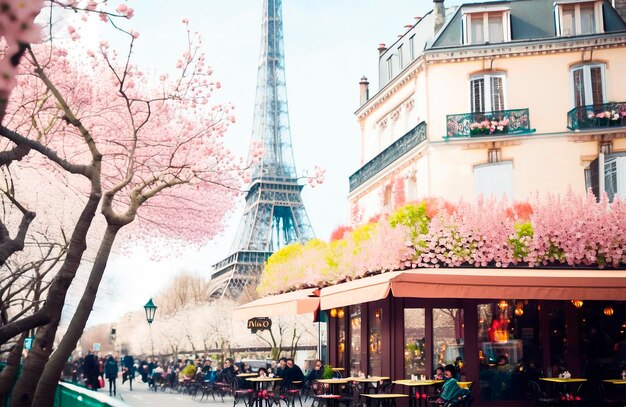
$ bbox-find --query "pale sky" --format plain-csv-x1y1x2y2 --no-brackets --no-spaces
76,0,466,326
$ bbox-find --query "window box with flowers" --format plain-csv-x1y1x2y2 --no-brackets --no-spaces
446,108,531,139
567,102,626,130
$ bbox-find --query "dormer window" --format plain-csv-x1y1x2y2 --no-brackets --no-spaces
462,6,511,45
555,1,604,36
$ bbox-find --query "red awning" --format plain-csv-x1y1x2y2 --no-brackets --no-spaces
233,288,319,320
320,268,626,310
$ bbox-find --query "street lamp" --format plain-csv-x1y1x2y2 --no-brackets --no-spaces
144,298,157,361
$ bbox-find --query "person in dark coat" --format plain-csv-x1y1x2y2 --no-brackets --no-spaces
104,354,119,396
306,359,324,382
281,358,305,388
122,355,135,390
83,351,100,390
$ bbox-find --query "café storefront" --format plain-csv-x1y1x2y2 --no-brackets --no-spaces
321,268,626,406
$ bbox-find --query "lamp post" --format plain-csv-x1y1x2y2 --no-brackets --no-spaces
144,298,157,362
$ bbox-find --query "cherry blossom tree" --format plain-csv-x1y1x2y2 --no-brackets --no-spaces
0,3,258,405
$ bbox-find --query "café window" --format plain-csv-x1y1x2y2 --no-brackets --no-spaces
368,307,383,376
349,305,362,377
462,9,511,44
337,308,346,368
555,1,603,36
404,308,426,378
433,308,464,369
477,300,542,401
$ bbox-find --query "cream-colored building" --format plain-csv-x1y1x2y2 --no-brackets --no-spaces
349,0,626,222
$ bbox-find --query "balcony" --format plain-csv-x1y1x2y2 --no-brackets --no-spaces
567,102,626,131
446,108,531,138
349,121,426,192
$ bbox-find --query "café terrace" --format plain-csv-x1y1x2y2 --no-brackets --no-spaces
235,198,626,406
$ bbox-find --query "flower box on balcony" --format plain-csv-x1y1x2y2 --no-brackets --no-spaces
446,108,530,139
567,102,626,130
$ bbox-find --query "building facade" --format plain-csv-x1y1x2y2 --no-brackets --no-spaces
349,0,626,223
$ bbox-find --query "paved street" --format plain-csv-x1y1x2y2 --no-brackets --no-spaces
107,379,314,407
111,380,216,406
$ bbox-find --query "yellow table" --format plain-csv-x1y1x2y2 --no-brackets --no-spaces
237,372,259,378
539,378,587,405
457,381,473,390
393,380,443,407
246,377,283,407
604,379,626,385
361,393,408,407
317,378,351,396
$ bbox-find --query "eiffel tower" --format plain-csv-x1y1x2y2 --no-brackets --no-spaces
208,0,315,300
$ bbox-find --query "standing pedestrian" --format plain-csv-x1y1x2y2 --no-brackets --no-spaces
104,354,119,397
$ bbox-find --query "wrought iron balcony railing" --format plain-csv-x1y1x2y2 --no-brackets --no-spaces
349,121,426,192
446,108,531,138
567,102,626,130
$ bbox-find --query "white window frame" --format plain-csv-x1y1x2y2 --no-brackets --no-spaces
473,160,513,200
462,7,511,44
468,72,507,113
386,56,393,82
555,1,604,36
409,35,415,60
398,44,404,70
569,63,606,107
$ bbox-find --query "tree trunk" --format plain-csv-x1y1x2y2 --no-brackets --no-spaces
32,224,121,407
0,333,26,403
0,190,101,345
9,322,58,407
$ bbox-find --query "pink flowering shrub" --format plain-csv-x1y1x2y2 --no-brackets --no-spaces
258,191,626,294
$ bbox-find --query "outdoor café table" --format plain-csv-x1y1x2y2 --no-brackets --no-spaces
237,373,259,378
361,393,408,407
349,376,390,394
317,378,352,396
539,378,587,405
457,381,473,390
393,380,444,407
246,377,283,407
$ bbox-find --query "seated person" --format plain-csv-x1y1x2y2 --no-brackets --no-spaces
257,367,269,378
433,366,444,380
282,358,305,388
434,365,470,405
306,359,324,382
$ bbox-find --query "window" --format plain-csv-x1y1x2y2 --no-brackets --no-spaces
556,1,603,36
409,35,415,60
398,44,404,70
404,308,426,378
349,305,362,377
386,56,393,82
433,308,464,369
368,308,383,376
470,73,505,113
570,64,605,107
474,161,513,199
463,10,510,44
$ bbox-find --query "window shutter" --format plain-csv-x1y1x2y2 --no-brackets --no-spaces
471,78,485,113
605,159,618,202
491,76,504,112
572,68,585,107
590,66,604,105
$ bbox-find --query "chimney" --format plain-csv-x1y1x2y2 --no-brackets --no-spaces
434,0,446,35
359,76,370,106
378,43,387,56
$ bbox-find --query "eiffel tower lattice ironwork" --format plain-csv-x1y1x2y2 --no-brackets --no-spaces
208,0,315,300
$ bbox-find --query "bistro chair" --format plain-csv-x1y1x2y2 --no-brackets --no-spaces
527,381,559,406
378,379,394,394
231,376,255,407
310,380,342,407
598,383,625,406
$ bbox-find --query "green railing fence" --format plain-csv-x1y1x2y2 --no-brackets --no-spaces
446,108,531,138
567,101,626,130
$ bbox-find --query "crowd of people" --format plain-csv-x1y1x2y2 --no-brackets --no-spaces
62,352,324,398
